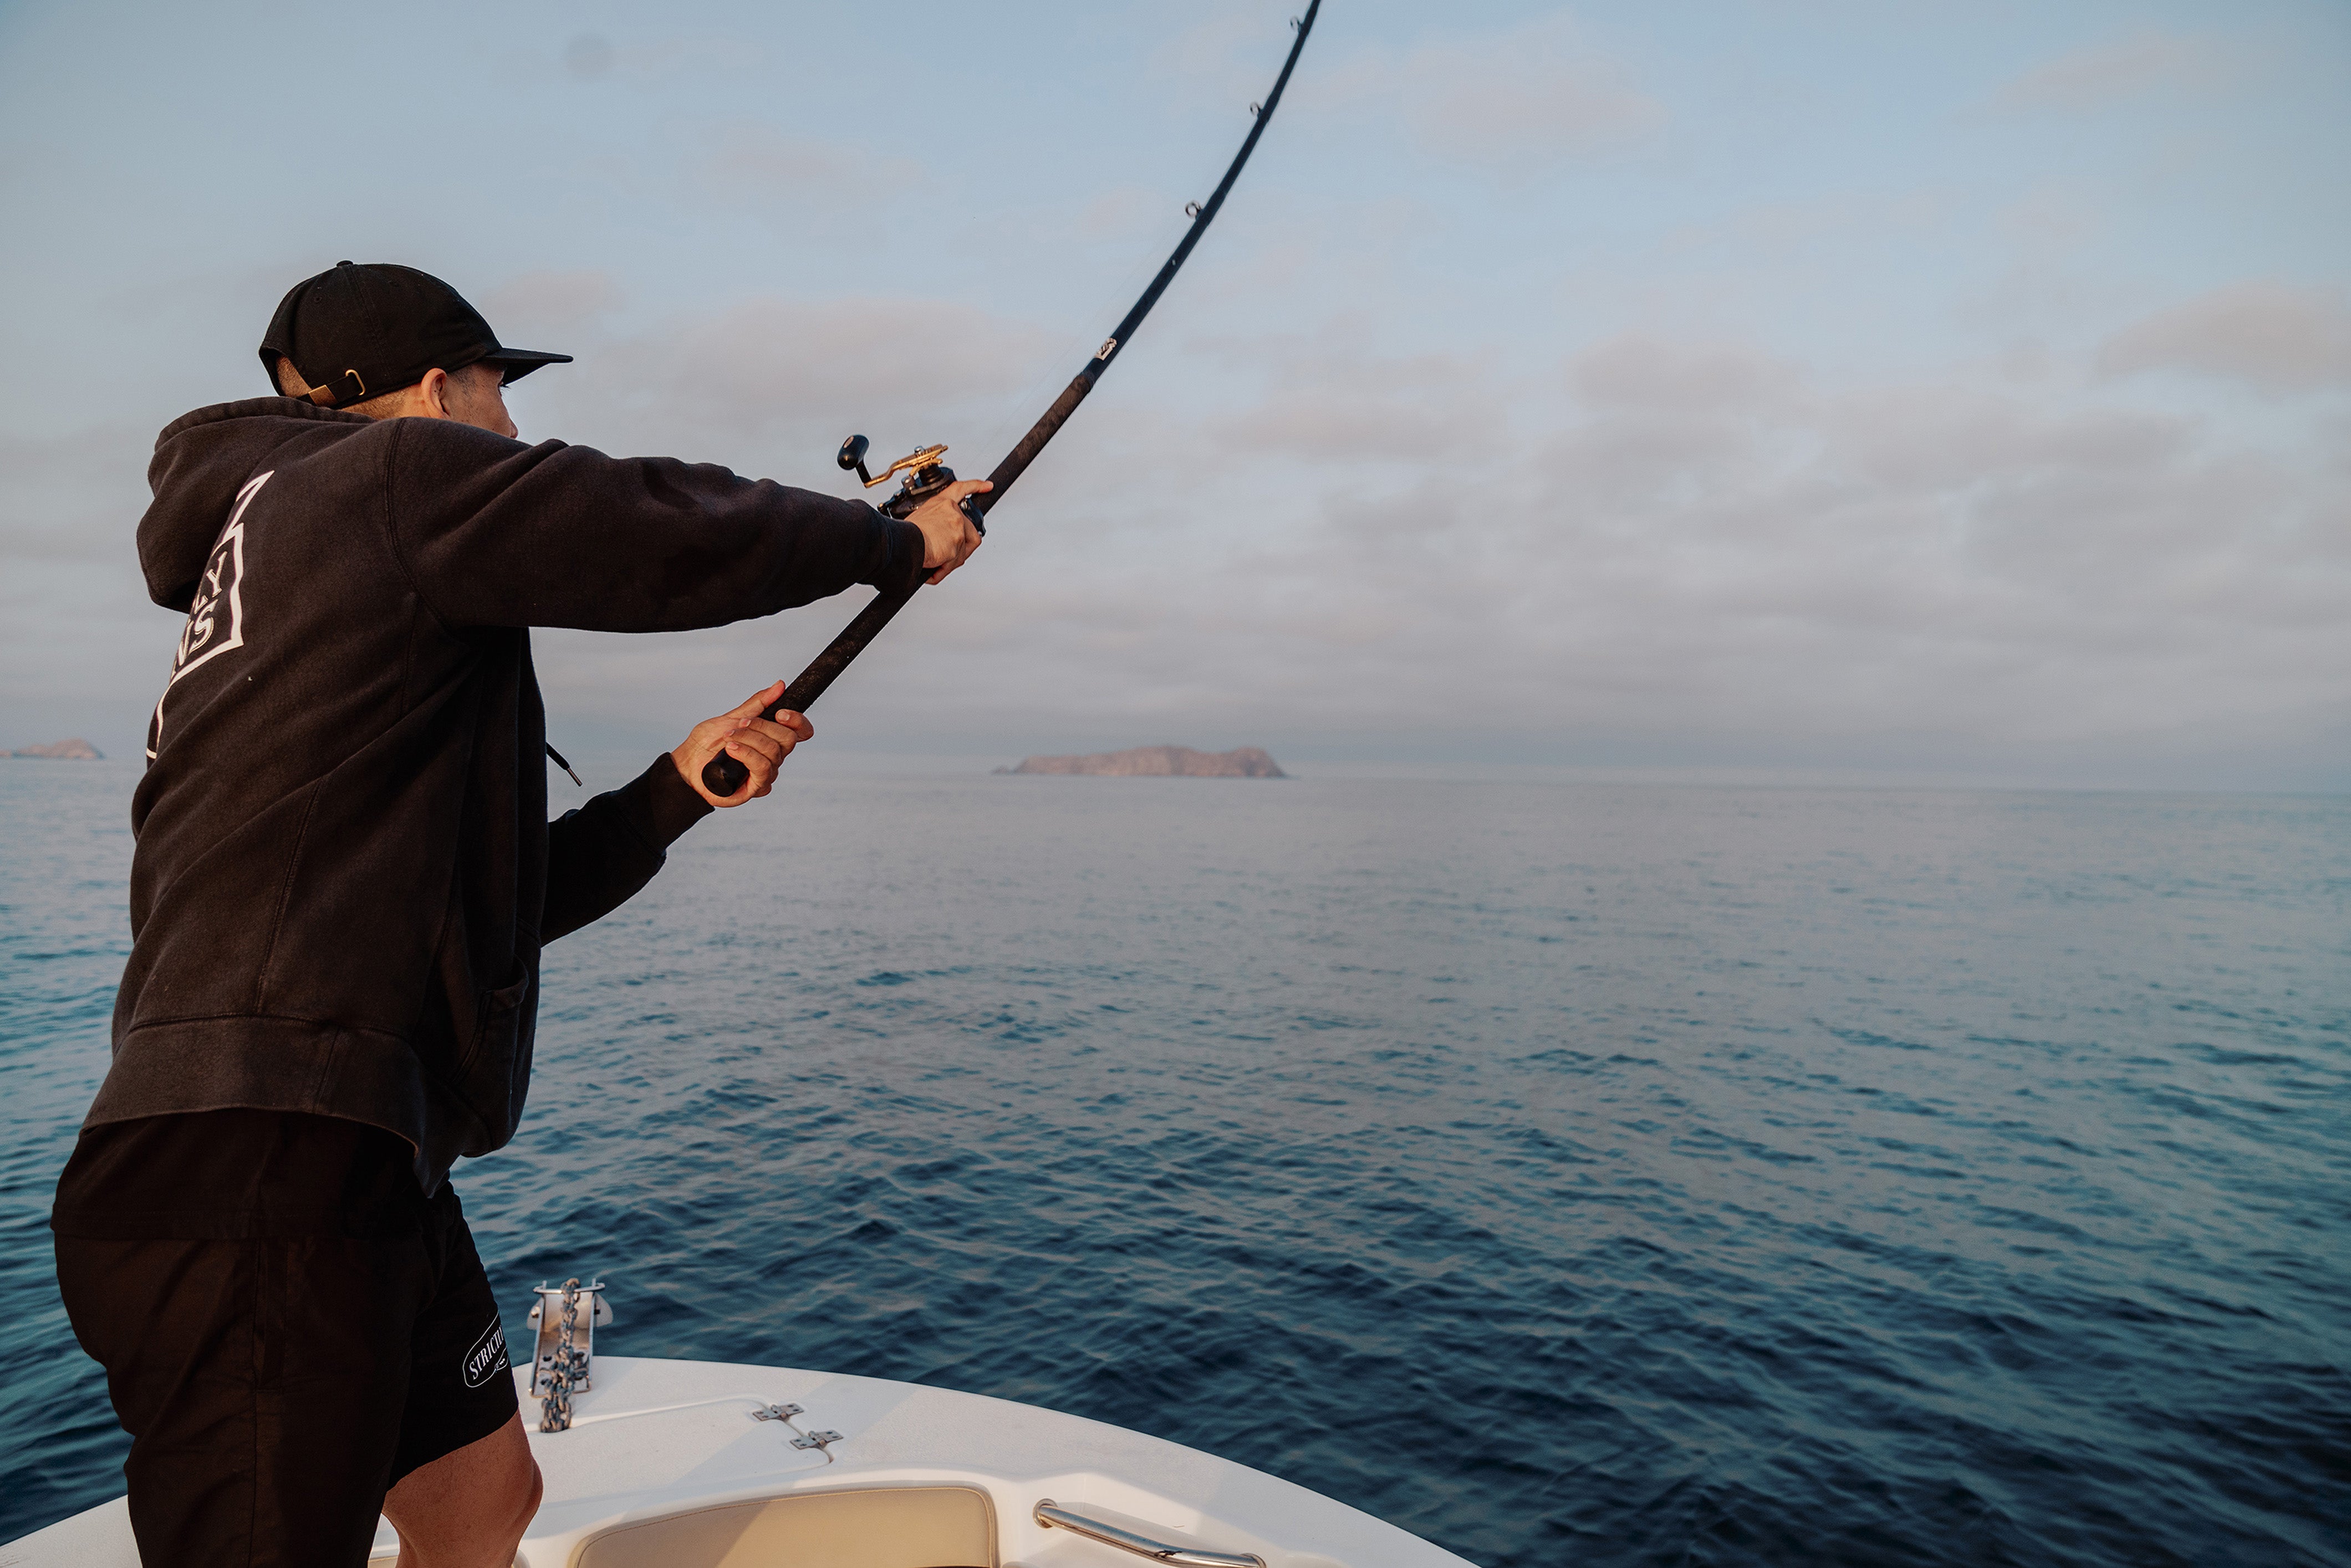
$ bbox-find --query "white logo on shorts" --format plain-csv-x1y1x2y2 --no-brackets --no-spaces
463,1318,510,1388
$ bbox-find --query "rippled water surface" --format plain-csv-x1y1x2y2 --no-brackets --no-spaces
3,760,2347,1565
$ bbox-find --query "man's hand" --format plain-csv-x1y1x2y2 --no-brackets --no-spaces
670,681,812,807
907,478,991,585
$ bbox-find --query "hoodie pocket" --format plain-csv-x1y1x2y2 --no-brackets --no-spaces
457,959,538,1147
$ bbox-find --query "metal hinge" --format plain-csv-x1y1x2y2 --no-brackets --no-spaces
752,1401,844,1455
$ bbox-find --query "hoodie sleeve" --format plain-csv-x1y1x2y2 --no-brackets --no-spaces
383,418,926,631
542,754,714,943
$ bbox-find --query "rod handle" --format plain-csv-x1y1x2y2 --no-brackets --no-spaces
693,568,927,800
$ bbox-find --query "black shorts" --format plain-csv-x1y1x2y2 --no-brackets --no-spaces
52,1111,518,1567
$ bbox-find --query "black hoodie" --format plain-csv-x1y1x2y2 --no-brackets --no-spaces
94,397,924,1191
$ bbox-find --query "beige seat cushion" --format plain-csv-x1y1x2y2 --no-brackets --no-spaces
572,1485,996,1568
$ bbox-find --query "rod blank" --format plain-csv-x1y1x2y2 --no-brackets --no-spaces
702,1,1322,798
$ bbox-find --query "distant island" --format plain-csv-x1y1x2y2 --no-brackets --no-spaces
997,745,1287,779
9,738,103,759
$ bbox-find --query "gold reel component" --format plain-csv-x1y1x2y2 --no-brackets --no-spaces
838,435,947,490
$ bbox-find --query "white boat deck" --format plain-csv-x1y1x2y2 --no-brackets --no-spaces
4,1355,1477,1567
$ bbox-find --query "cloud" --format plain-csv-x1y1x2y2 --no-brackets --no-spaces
480,270,623,344
554,32,766,83
2097,282,2351,394
1320,15,1664,167
1154,6,1295,94
14,278,2341,785
1430,374,2343,757
1201,326,1500,462
523,314,2348,785
703,125,922,212
1077,185,1176,243
1993,32,2225,114
1571,334,1796,413
563,33,613,80
1028,343,2343,758
517,292,1059,474
0,425,154,564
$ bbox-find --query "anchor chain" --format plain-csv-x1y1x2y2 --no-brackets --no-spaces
538,1277,588,1433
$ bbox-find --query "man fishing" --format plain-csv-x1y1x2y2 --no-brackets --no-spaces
48,259,989,1567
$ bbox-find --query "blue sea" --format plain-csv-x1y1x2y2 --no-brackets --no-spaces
3,759,2346,1565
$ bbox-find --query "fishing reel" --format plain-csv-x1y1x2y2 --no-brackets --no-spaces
838,434,984,533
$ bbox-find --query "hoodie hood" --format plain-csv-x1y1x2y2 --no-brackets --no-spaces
140,397,373,611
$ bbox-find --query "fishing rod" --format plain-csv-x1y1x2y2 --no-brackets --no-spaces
702,0,1322,797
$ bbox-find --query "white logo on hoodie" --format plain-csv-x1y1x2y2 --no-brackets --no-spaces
147,471,273,760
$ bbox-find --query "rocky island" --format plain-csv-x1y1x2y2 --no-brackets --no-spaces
9,738,103,759
997,745,1286,779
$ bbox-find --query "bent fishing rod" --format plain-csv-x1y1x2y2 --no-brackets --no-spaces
702,0,1322,797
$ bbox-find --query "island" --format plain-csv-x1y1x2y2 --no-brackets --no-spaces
996,745,1286,779
9,738,103,759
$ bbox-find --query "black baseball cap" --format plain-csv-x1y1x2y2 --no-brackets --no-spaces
259,261,572,408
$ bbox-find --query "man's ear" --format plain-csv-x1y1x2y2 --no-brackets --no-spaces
414,367,451,419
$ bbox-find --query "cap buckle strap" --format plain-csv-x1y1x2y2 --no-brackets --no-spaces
305,369,366,407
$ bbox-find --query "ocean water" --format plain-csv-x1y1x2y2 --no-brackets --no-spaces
2,759,2346,1566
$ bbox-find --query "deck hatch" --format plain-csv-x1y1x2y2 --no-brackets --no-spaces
569,1483,997,1568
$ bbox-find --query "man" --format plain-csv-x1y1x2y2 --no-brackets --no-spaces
48,261,988,1566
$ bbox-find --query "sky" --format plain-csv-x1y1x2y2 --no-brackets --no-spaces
2,0,2345,790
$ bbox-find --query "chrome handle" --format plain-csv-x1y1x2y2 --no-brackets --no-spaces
1034,1500,1267,1568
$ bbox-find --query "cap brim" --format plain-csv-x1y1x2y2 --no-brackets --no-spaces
481,346,573,384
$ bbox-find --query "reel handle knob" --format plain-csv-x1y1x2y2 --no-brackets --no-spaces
837,434,873,486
